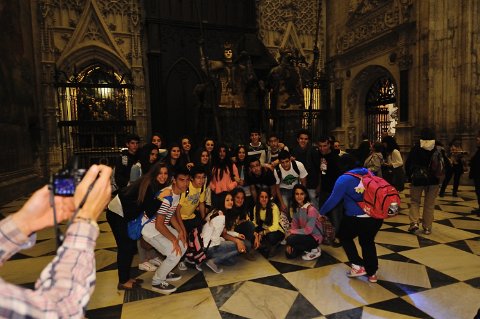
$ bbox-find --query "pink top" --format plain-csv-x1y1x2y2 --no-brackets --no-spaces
210,164,239,194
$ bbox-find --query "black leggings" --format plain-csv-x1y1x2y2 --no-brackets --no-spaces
285,234,318,259
106,210,137,284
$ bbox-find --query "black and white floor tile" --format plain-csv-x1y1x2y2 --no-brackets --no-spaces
1,184,480,319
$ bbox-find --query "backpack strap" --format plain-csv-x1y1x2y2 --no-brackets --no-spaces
292,160,301,176
275,165,282,181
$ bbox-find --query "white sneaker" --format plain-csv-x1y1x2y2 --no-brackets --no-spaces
205,259,223,273
139,261,157,272
302,248,322,261
149,257,163,267
195,263,203,272
177,261,188,271
280,239,287,245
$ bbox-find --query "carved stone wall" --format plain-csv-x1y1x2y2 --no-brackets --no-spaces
36,0,147,171
257,0,326,68
327,0,479,164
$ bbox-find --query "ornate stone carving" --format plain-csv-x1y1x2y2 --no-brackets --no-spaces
334,77,344,89
337,0,413,54
347,126,357,149
347,92,357,124
257,0,325,67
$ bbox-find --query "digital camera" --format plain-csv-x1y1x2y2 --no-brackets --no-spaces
52,167,86,197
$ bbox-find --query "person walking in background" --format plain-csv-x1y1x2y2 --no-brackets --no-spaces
470,132,480,216
440,138,468,197
381,135,405,191
364,142,384,177
405,128,442,235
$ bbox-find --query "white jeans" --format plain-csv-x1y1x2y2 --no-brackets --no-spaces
144,226,187,284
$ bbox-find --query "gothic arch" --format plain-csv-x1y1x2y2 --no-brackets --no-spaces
348,65,398,144
56,45,130,77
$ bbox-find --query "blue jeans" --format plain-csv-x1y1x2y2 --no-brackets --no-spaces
207,241,239,265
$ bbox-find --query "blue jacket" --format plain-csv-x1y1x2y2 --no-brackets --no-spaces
319,168,367,217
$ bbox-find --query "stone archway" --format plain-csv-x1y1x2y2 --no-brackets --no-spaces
347,65,398,146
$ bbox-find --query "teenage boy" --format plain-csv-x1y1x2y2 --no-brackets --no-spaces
247,129,268,165
141,168,190,294
113,134,140,193
266,134,289,165
246,157,276,202
317,136,342,246
176,166,208,270
274,150,308,213
290,129,320,209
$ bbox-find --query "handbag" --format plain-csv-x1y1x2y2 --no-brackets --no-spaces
127,213,155,240
410,166,430,186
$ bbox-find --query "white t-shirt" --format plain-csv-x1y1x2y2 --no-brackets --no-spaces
274,160,308,189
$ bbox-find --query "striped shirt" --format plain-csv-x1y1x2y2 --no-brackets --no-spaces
0,215,99,319
289,203,323,243
142,186,180,238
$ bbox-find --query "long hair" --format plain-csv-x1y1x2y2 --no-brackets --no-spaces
291,184,311,211
382,136,400,154
212,144,235,181
137,162,171,204
254,187,274,226
138,143,160,174
235,145,247,178
228,188,247,230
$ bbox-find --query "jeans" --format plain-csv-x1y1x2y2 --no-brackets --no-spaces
144,226,187,284
338,216,383,276
106,210,137,284
207,241,240,265
409,184,439,229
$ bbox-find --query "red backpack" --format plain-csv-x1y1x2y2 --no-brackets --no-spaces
345,171,401,219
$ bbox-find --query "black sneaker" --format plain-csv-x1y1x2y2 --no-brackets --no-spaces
151,281,177,294
166,272,182,282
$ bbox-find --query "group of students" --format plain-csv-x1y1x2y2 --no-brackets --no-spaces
106,130,366,294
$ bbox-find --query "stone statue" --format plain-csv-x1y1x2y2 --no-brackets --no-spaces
267,50,304,110
199,42,257,108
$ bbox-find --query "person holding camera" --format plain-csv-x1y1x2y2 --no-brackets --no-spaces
0,164,112,318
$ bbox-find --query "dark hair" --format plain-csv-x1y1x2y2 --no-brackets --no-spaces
291,184,311,210
250,128,261,135
136,162,171,204
180,135,192,151
212,144,235,181
296,129,310,139
151,132,164,145
228,188,247,230
338,153,360,173
165,143,181,165
247,156,261,166
214,191,233,213
254,187,274,226
189,165,206,178
278,149,291,161
174,166,190,179
381,136,399,153
125,133,140,143
372,141,383,153
318,136,330,144
138,143,160,174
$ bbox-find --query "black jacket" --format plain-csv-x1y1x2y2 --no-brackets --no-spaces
405,144,439,186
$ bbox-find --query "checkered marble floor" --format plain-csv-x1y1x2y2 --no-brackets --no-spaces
1,184,480,319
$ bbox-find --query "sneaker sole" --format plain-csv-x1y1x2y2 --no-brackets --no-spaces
138,266,157,272
205,262,223,274
151,286,177,294
302,253,321,261
166,276,182,282
368,278,378,283
346,272,367,278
